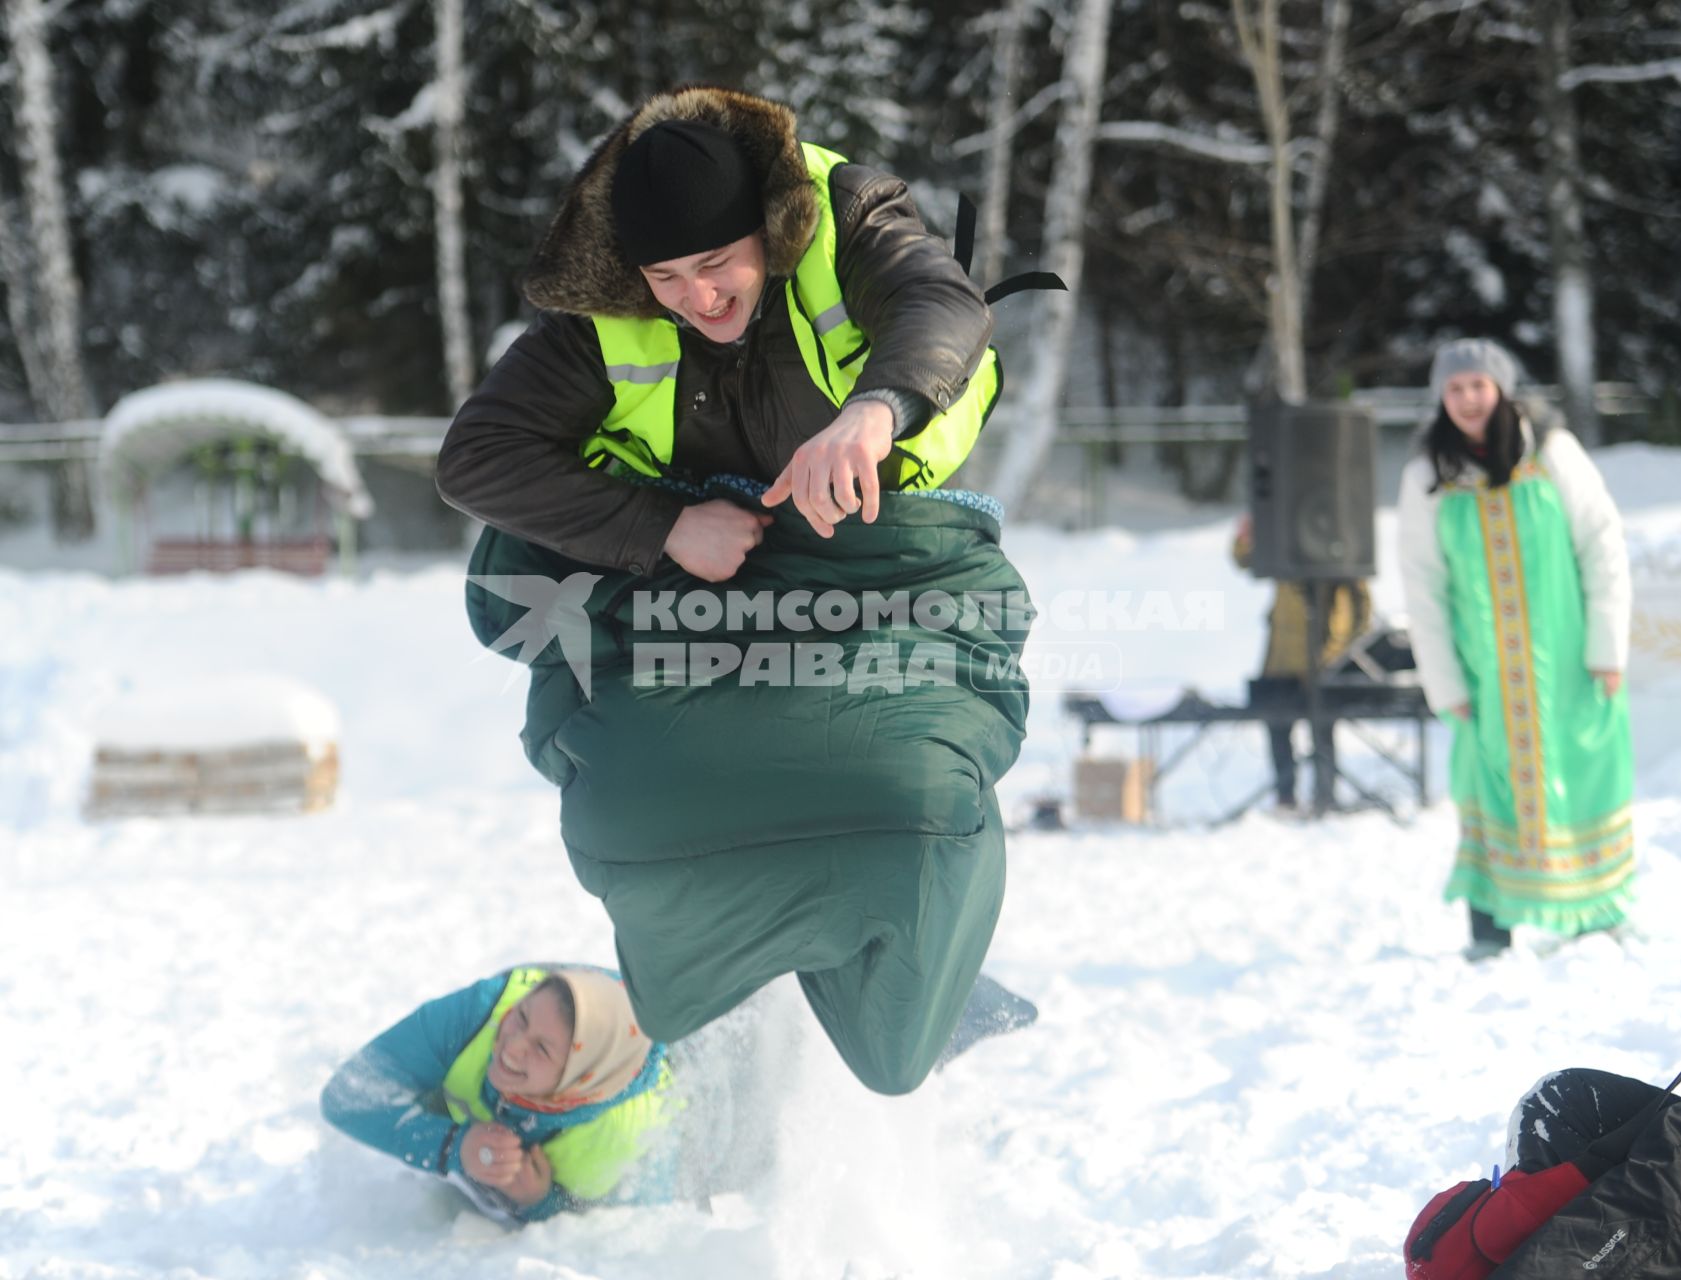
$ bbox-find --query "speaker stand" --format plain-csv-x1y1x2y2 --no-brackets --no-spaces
1303,581,1400,821
1306,582,1332,816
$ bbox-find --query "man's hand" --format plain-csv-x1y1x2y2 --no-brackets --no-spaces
1448,703,1471,721
504,1144,553,1208
461,1122,525,1188
762,399,894,537
1593,669,1623,698
663,500,774,582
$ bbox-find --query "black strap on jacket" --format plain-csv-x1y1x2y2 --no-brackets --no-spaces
1575,1064,1681,1177
953,194,1067,305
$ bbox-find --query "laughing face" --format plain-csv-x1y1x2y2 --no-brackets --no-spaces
638,231,768,345
1441,371,1501,442
485,982,573,1097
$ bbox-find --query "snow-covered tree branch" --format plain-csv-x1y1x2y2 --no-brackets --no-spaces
1093,121,1271,165
1560,57,1681,90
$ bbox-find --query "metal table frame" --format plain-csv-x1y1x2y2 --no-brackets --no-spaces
1065,685,1431,826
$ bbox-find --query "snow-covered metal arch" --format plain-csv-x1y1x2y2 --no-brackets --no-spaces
99,379,375,575
101,379,374,517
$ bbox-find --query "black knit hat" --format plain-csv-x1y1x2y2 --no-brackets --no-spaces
611,120,765,267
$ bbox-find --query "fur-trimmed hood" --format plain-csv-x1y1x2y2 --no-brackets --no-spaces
521,86,820,319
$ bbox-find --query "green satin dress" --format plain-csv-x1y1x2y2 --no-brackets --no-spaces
1438,455,1635,934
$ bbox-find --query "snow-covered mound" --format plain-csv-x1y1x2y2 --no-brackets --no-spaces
91,672,341,751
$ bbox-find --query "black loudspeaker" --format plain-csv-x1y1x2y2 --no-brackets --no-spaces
1247,400,1377,580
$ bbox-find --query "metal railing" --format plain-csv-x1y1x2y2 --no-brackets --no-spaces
1052,383,1652,446
0,384,1656,464
0,414,456,464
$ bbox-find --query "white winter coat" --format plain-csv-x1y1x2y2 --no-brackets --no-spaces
1395,418,1631,715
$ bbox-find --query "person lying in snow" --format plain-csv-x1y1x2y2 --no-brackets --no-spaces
320,963,1038,1224
1405,1065,1681,1279
321,964,692,1223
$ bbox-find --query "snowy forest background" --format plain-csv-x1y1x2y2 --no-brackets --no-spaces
2,0,1681,525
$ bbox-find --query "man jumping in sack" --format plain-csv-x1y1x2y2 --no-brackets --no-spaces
437,86,1035,1096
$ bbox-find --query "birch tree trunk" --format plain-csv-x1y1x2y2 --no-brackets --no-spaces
0,195,52,414
432,0,475,408
6,0,95,537
977,0,1032,289
1232,0,1306,403
988,0,1113,514
1294,0,1350,327
1538,0,1599,444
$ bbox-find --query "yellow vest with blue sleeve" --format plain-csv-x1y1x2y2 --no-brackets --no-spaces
439,967,676,1203
585,142,1002,490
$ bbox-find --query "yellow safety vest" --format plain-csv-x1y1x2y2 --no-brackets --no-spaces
586,142,1001,491
440,966,675,1203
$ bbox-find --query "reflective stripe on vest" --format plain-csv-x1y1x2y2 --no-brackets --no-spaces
584,319,681,477
440,968,675,1203
587,141,1002,490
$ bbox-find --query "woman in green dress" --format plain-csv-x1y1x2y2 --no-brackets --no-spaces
1398,339,1634,957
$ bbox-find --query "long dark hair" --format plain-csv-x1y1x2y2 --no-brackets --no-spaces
1425,393,1523,492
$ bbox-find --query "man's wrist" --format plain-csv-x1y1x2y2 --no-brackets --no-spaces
846,387,932,440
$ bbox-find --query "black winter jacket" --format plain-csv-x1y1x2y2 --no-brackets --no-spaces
1492,1095,1681,1278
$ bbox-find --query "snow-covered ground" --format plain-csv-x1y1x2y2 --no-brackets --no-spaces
4,447,1681,1280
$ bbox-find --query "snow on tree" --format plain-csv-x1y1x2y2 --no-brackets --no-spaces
1224,0,1351,402
753,0,924,166
431,0,474,408
4,0,96,538
975,0,1036,290
0,191,51,417
1231,0,1307,402
987,0,1112,515
1538,0,1599,444
1293,0,1351,342
3,0,92,425
5,0,1681,493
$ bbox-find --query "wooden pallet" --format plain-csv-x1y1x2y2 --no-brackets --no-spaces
145,538,332,576
1073,754,1155,824
85,740,339,819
